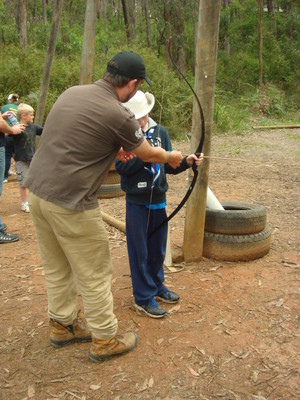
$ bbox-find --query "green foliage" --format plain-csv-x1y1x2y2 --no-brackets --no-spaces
0,0,298,132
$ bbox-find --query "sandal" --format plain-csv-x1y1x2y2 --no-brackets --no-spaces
0,232,19,244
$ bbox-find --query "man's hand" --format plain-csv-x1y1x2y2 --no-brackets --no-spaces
116,147,136,162
11,124,26,135
166,151,183,169
1,111,13,120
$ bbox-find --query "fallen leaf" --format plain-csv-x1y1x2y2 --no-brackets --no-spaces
187,366,200,377
230,351,249,359
269,298,284,307
19,296,31,302
90,384,101,390
148,377,154,387
168,304,181,314
28,385,35,398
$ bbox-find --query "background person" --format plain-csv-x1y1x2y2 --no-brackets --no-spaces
24,51,183,363
0,112,25,243
115,91,203,318
1,93,19,182
14,103,43,213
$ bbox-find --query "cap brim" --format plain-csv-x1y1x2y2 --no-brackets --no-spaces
144,76,152,87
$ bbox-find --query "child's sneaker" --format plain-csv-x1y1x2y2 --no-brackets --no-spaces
155,290,180,304
21,202,30,213
134,298,166,318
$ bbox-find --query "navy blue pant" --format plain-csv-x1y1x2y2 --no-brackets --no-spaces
4,136,14,179
126,203,168,305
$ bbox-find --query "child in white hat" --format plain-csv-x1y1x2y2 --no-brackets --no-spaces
115,91,202,318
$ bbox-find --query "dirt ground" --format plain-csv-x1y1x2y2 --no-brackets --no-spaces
0,129,299,400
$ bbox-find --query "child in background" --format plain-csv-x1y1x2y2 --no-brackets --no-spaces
115,91,203,318
14,103,43,213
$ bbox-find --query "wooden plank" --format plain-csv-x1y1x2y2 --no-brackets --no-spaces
253,125,300,130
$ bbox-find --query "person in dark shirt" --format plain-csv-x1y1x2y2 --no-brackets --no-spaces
1,93,19,181
15,103,43,213
0,111,25,243
115,91,203,318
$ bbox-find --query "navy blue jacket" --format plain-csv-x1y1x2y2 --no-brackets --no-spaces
115,118,190,205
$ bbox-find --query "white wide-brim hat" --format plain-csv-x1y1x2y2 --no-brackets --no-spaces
124,90,155,119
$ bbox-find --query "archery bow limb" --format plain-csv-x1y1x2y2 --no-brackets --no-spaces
148,37,206,238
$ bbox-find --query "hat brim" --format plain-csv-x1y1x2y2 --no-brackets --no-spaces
144,76,152,87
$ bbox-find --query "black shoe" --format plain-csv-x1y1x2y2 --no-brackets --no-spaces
0,223,7,232
134,299,166,318
155,290,180,304
0,231,19,244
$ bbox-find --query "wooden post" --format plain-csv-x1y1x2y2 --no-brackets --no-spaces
183,0,221,261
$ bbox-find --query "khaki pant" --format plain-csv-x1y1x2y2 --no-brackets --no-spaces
28,191,118,340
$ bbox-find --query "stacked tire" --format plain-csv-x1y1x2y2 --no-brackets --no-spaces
203,201,271,261
97,164,125,199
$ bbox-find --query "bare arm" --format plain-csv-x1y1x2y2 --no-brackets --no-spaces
0,113,25,135
132,139,183,169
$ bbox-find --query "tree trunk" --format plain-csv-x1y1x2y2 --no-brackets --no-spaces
35,0,64,125
289,0,294,39
142,0,152,48
223,0,231,55
121,0,135,43
165,1,186,73
42,0,47,23
258,0,263,87
79,0,97,85
127,0,136,40
183,0,221,262
267,0,274,14
17,0,27,48
267,0,277,34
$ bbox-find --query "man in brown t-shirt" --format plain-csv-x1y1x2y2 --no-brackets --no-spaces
25,51,183,362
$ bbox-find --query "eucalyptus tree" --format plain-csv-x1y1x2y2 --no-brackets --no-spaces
35,0,64,125
79,0,97,85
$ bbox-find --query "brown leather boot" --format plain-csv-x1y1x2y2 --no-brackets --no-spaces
49,310,91,347
89,332,138,362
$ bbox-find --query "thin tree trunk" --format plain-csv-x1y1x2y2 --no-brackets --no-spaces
258,0,263,87
121,0,134,43
143,0,151,48
18,0,27,48
42,0,47,23
35,0,64,125
267,0,277,34
79,0,97,85
183,0,221,262
223,0,231,55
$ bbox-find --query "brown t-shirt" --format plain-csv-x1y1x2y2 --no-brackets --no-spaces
25,80,143,211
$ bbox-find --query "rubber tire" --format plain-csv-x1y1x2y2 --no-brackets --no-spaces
97,184,125,199
203,225,272,261
205,201,267,235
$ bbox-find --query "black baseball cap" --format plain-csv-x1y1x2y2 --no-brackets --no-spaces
107,51,152,86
